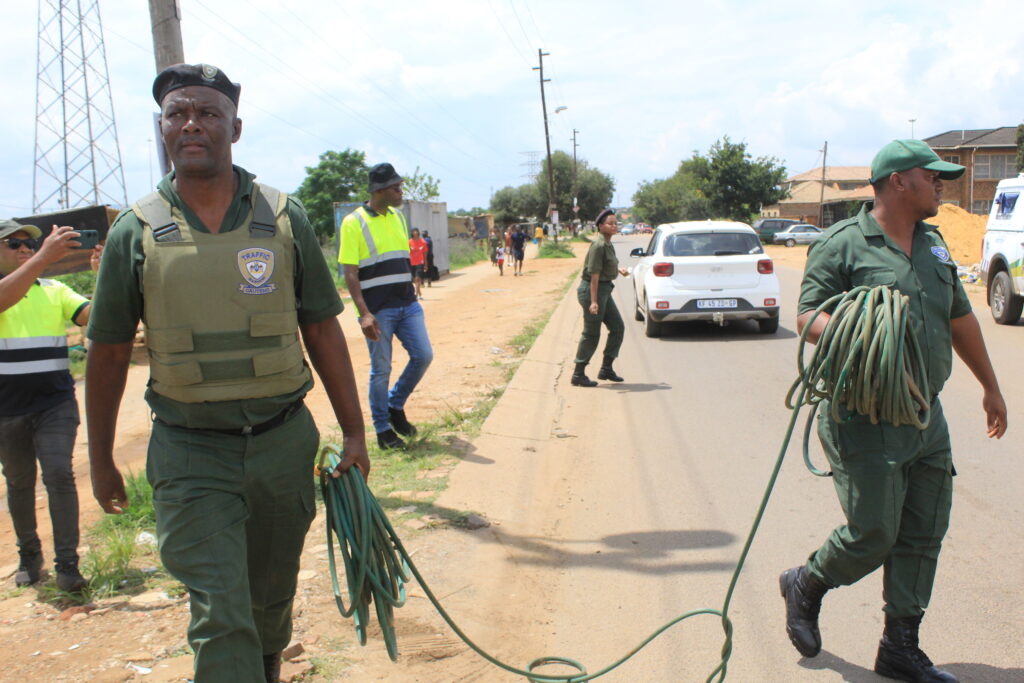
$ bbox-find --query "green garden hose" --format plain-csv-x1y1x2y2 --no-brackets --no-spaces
318,284,928,682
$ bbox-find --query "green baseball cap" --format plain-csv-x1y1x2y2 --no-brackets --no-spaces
0,219,42,241
870,139,965,184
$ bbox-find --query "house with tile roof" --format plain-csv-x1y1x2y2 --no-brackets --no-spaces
761,166,872,226
924,127,1020,214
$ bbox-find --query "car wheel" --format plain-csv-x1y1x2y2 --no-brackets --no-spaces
634,291,643,321
784,239,796,248
758,316,780,334
990,270,1023,325
644,311,662,338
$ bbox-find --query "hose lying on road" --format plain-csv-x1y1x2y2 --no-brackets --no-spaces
318,284,929,682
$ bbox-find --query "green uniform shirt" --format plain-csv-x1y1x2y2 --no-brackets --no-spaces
799,203,971,397
582,239,619,282
87,166,343,430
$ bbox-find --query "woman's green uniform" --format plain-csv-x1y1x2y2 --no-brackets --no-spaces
574,238,625,365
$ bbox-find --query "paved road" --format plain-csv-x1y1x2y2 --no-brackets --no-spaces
442,234,1023,682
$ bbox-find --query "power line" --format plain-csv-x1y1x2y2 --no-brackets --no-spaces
486,0,532,67
507,0,534,50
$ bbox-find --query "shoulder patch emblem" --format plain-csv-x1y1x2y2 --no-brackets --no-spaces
237,247,278,295
930,246,952,264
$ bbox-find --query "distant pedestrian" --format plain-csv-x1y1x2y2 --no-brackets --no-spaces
423,231,435,286
571,209,628,387
489,228,501,266
510,227,527,276
534,224,543,245
409,228,427,299
504,226,514,267
496,246,505,276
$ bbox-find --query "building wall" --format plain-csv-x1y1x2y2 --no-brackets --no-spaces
933,145,1018,214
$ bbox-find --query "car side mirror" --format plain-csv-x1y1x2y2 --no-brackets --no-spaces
629,247,645,257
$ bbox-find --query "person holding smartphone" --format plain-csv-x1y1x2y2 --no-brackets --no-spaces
0,219,101,593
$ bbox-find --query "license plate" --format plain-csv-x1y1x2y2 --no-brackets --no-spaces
697,299,737,309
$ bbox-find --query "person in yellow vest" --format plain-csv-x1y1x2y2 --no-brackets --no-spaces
85,64,368,683
339,163,433,450
0,219,99,594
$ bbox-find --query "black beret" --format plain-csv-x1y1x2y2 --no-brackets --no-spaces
153,63,241,107
595,209,615,225
368,163,403,193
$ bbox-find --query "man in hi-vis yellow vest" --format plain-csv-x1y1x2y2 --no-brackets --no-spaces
86,64,368,683
0,218,99,594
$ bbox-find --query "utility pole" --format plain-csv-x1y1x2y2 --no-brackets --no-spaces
818,141,828,227
148,0,184,176
908,118,916,138
532,49,558,242
571,129,580,224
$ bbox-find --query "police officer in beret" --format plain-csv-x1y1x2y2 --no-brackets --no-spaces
86,63,369,682
779,139,1006,682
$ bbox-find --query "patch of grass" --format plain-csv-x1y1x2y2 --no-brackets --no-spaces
538,240,575,258
55,270,97,297
449,238,487,270
69,347,86,380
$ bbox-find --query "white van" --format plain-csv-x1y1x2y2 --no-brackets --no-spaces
980,174,1024,324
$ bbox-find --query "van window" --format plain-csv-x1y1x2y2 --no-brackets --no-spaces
994,192,1019,220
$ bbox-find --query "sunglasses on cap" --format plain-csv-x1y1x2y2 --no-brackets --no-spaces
3,237,38,251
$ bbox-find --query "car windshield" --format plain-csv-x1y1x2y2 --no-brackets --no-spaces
663,232,763,256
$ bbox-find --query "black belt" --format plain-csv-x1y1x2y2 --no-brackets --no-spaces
156,399,304,437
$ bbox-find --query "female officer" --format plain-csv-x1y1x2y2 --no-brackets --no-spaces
571,209,629,387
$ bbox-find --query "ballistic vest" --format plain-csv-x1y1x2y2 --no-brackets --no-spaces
133,183,311,403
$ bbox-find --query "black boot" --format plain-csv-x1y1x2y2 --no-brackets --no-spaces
570,362,597,387
597,356,624,382
779,565,831,657
14,549,43,587
874,615,958,682
263,652,282,683
377,429,406,450
55,560,88,594
388,407,418,437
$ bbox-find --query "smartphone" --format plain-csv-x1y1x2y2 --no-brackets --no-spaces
73,229,99,250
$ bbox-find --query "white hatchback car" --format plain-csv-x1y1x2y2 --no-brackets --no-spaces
630,221,781,337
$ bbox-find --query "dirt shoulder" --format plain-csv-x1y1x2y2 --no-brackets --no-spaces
0,239,590,682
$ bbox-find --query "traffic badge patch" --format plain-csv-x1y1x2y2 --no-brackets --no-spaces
237,247,278,295
930,246,953,264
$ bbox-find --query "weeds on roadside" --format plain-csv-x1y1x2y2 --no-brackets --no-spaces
538,240,575,258
449,238,487,269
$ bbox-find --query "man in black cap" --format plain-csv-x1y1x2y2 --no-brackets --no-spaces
338,163,433,450
86,63,369,683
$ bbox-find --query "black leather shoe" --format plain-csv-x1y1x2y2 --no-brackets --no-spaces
377,429,406,450
14,551,43,587
571,373,597,387
389,407,418,437
779,566,830,657
55,562,88,594
874,615,958,682
263,652,282,683
597,366,624,382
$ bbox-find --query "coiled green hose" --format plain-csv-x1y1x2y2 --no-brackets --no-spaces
319,284,928,681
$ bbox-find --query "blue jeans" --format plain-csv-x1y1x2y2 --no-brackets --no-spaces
365,302,433,433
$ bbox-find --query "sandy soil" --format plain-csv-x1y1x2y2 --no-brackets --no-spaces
0,239,591,682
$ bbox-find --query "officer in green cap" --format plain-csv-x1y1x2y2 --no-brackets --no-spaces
779,139,1007,683
86,63,369,683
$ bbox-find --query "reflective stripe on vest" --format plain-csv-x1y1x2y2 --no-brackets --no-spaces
0,335,70,374
352,208,411,290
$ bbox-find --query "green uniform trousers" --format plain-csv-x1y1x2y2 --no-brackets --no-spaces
807,399,953,617
147,404,318,683
574,280,624,365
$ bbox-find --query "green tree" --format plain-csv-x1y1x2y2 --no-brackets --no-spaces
402,166,441,201
293,149,369,239
697,137,787,222
1016,123,1024,173
490,185,541,225
449,207,487,217
534,151,615,223
632,138,786,225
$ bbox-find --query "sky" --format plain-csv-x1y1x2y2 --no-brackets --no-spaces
3,0,1023,218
